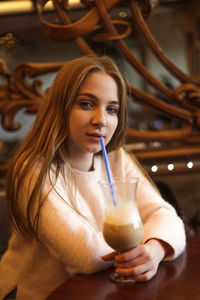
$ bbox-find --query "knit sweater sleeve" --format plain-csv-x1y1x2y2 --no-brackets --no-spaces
37,188,113,276
115,148,186,260
20,164,113,277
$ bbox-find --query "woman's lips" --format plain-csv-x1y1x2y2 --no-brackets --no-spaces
86,133,104,138
86,133,105,141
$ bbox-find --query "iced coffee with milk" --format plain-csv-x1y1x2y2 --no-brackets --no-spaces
103,200,143,253
99,177,143,283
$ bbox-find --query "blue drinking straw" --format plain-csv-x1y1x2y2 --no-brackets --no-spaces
99,137,118,206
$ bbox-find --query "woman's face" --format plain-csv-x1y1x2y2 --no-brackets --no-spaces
67,70,119,156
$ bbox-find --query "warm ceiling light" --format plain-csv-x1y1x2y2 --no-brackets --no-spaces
0,0,83,15
0,1,33,14
167,163,174,171
187,161,193,169
151,165,158,172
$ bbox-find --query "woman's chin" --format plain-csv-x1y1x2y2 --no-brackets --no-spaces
85,145,102,154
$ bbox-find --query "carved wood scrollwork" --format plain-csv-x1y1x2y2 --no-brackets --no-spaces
0,0,200,175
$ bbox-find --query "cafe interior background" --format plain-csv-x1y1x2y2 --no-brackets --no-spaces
0,0,200,256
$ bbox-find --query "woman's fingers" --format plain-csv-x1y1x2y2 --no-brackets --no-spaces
113,241,162,281
116,262,150,277
101,251,118,261
114,253,150,268
114,245,146,263
130,269,156,282
115,263,157,281
102,240,163,282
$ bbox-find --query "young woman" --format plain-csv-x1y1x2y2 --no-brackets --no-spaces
0,56,186,300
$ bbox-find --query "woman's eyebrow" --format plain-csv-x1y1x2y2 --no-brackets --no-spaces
77,93,119,104
77,92,97,99
109,101,120,105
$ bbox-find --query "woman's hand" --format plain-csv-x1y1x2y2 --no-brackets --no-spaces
102,239,172,281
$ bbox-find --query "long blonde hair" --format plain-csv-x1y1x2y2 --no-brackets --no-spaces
6,55,127,241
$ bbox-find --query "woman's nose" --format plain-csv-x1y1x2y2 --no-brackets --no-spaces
92,108,106,127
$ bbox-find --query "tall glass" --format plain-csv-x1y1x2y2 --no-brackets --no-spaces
99,177,143,284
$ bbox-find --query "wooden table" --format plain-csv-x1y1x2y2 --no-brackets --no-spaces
46,237,200,300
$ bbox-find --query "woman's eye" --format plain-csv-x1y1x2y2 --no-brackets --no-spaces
106,106,119,115
79,101,93,109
